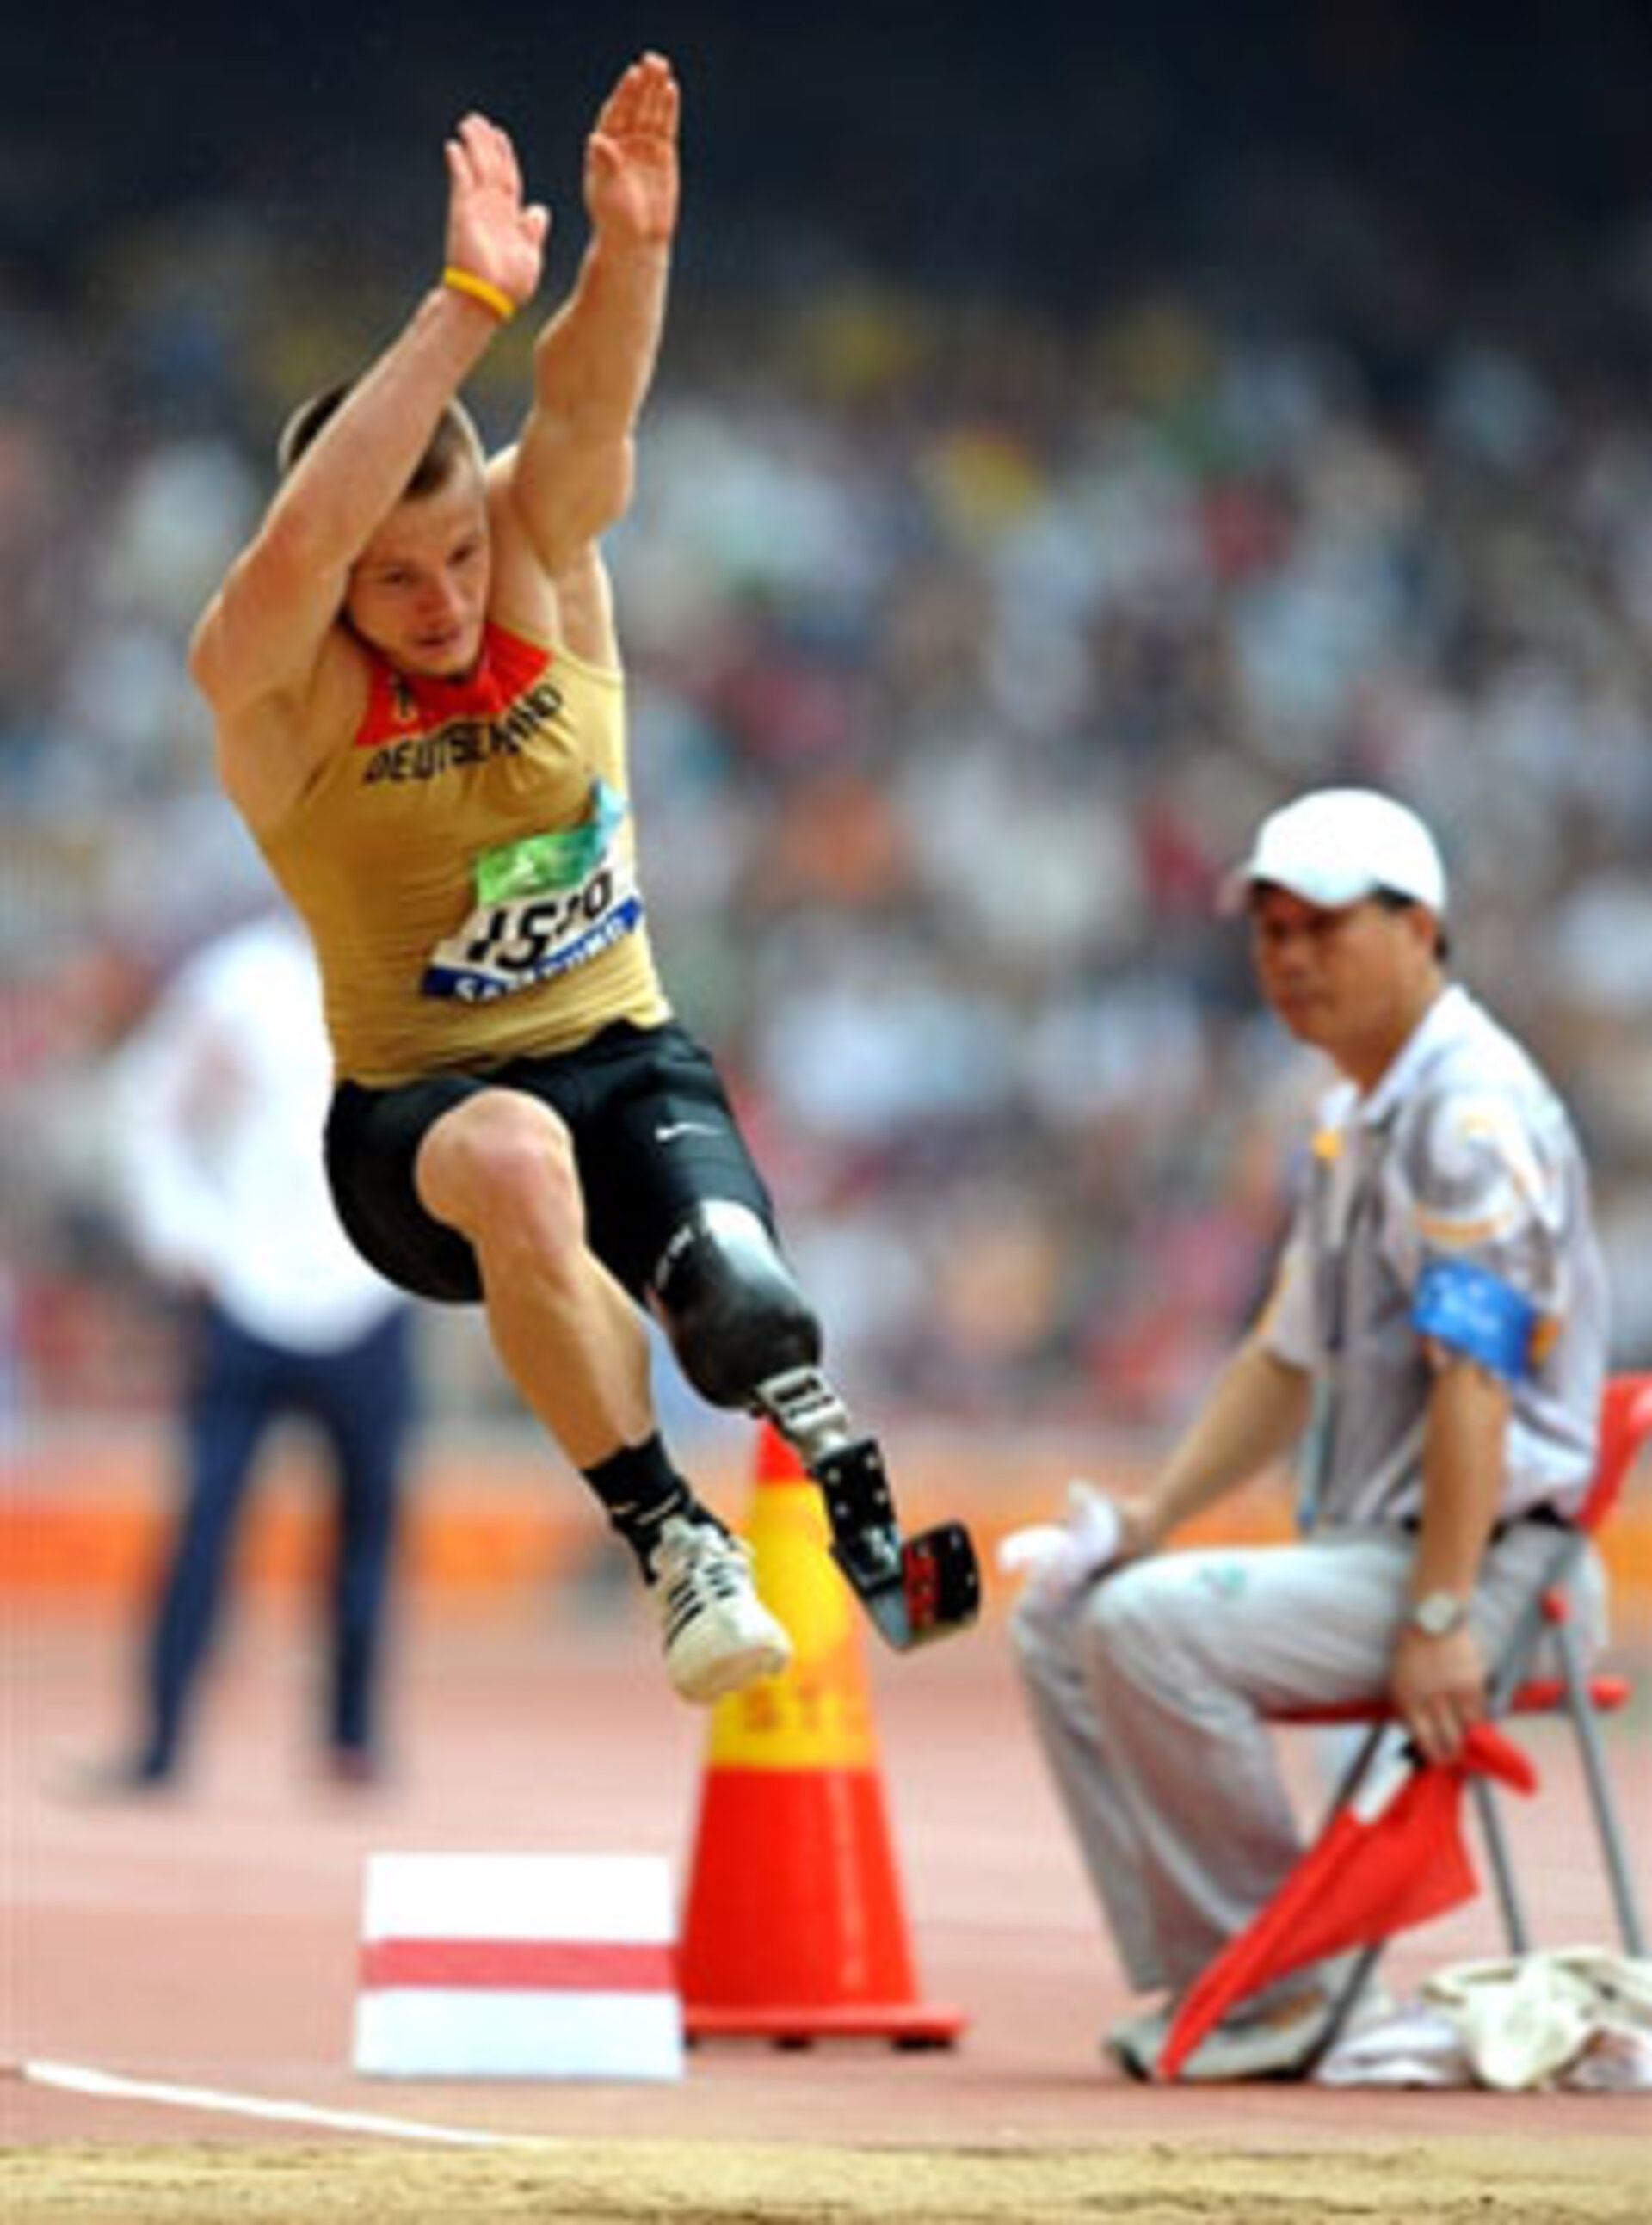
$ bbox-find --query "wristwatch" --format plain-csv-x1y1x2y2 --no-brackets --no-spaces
1407,1590,1470,1638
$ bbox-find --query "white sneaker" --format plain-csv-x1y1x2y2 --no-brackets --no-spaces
650,1517,792,1704
1103,2000,1172,2082
1113,1977,1394,2083
1173,1980,1394,2082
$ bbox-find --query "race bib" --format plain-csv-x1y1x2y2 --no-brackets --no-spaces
422,780,644,1004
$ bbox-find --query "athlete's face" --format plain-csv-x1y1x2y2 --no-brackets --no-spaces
1249,884,1442,1090
346,467,491,679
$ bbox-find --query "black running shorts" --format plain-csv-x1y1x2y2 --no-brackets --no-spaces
324,1020,777,1305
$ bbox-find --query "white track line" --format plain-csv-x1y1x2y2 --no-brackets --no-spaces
22,2058,541,2148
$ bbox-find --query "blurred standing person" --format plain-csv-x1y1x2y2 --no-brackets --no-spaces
1011,789,1611,2080
186,52,976,1707
97,908,416,1789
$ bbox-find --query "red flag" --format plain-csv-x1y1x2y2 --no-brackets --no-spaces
1160,1721,1538,2079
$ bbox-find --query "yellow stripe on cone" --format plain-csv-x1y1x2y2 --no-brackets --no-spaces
706,1433,873,1772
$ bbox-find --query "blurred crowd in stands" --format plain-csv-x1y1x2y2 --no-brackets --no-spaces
6,18,1652,1446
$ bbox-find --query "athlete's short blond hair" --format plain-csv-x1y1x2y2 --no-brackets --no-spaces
275,384,486,496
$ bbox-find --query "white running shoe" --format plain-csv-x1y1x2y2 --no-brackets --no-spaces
650,1516,792,1704
1106,1971,1394,2082
1103,2000,1172,2081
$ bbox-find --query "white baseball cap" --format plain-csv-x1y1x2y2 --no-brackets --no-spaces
1222,787,1448,915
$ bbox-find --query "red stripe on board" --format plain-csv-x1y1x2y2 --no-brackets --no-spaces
360,1938,676,1994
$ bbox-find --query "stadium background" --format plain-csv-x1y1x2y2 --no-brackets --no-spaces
4,0,1651,1581
6,8,1652,2210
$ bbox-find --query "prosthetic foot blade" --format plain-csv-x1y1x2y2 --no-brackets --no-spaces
828,1519,981,1650
814,1439,981,1650
893,1521,981,1648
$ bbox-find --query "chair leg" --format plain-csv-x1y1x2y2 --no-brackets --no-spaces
1468,1774,1532,1955
1323,1721,1390,1809
1300,1939,1386,2075
1551,1618,1649,1957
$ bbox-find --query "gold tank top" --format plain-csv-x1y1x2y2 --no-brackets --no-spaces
260,621,669,1084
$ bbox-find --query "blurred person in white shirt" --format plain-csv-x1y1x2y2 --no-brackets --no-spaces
90,908,416,1790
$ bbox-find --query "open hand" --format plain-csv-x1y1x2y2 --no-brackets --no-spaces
444,113,550,311
583,50,680,247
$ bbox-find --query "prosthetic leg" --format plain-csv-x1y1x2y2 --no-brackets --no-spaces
750,1364,979,1651
651,1204,979,1650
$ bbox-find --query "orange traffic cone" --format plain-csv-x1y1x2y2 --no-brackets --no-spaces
678,1423,965,2044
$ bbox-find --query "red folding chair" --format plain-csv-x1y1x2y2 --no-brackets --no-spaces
1162,1371,1650,2079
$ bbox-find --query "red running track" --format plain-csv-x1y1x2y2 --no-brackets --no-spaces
7,1586,1650,2148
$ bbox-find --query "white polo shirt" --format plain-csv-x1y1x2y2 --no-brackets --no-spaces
1261,983,1608,1526
109,913,406,1352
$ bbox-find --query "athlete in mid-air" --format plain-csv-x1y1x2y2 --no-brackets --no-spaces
188,52,977,1704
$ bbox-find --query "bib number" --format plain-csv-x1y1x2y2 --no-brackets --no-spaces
422,800,643,1004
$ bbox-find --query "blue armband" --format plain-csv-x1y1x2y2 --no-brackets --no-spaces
1411,1258,1538,1382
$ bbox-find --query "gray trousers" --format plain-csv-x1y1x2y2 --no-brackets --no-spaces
1011,1520,1607,2002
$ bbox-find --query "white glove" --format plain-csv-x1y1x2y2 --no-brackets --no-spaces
996,1479,1125,1604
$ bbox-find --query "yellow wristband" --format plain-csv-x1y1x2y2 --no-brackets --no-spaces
441,266,515,322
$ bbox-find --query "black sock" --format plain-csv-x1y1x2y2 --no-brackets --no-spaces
582,1436,702,1578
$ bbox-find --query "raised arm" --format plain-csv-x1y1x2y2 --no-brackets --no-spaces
502,52,679,589
190,115,548,820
